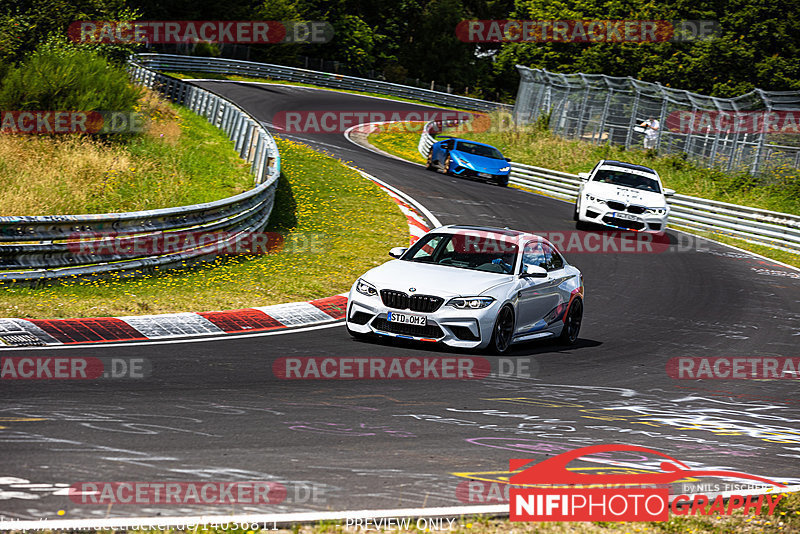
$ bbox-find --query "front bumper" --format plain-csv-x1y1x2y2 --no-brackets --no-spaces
579,197,668,232
346,288,499,349
451,166,509,184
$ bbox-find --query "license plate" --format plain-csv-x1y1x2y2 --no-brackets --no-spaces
387,312,427,326
478,172,492,178
612,212,639,221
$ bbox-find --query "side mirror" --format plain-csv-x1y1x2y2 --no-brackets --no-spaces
389,247,407,259
505,157,512,162
664,188,675,197
521,264,548,278
578,172,590,181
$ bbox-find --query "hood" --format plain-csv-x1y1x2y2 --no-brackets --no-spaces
451,150,508,173
362,260,511,297
584,181,666,207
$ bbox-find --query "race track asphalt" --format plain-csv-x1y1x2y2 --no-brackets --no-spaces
1,81,798,521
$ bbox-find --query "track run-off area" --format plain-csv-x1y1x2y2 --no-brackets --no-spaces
1,80,799,525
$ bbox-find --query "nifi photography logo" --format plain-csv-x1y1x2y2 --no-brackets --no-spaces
508,444,786,522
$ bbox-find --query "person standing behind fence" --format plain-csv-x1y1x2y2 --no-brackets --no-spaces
640,118,660,149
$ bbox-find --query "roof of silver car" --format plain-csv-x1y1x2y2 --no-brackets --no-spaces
599,160,658,175
444,225,525,236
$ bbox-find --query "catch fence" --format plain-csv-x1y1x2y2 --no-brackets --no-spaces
513,66,800,175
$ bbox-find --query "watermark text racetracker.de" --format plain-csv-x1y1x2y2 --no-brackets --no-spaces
667,357,800,380
273,356,538,380
69,20,333,44
68,481,324,505
665,110,800,134
437,229,713,255
1,357,150,380
272,110,485,134
456,20,719,43
1,111,145,135
67,231,327,258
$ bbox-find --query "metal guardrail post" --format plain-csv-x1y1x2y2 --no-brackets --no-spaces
252,133,264,178
596,90,612,145
655,95,668,153
625,90,640,150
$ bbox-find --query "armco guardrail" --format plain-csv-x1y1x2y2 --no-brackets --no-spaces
419,121,800,254
0,63,280,284
136,54,512,113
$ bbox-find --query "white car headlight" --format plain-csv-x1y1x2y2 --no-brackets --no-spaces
646,207,667,215
356,279,378,297
499,166,510,172
452,155,471,168
447,296,495,309
585,194,606,204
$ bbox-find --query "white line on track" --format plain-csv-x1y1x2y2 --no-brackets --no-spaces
353,169,443,228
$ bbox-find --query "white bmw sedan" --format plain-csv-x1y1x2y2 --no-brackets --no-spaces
346,225,584,353
575,160,674,233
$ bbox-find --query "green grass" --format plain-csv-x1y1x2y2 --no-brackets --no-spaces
366,121,427,164
0,94,254,216
1,136,408,318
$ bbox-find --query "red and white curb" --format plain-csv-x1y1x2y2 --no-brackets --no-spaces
0,166,438,348
0,296,348,347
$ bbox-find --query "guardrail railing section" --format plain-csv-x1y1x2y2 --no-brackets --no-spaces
418,120,800,254
135,54,512,114
0,63,280,284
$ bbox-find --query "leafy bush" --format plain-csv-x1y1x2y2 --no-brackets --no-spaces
0,39,141,113
193,42,221,57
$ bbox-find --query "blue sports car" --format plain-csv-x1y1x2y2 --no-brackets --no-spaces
427,136,511,186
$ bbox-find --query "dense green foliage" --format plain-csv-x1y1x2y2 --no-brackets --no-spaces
0,40,141,113
494,0,800,98
1,0,798,101
0,0,140,68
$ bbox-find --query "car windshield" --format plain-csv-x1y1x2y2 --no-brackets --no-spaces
593,169,661,193
403,232,518,274
455,141,504,160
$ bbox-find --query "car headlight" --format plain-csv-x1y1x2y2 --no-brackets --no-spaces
452,155,471,168
646,207,667,215
499,166,510,172
447,296,495,309
355,279,378,297
585,194,606,204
